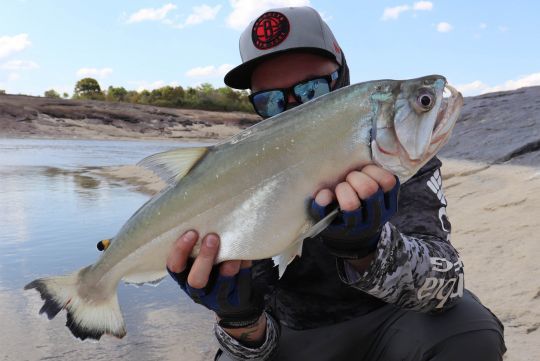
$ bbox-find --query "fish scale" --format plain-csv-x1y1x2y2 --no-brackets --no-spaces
24,75,463,341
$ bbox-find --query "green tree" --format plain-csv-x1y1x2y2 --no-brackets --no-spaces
137,89,151,104
106,86,128,102
44,89,61,99
62,92,69,98
126,90,139,103
197,82,215,94
74,77,104,100
0,89,6,95
64,79,253,112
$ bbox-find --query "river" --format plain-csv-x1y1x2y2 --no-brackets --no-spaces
0,138,217,361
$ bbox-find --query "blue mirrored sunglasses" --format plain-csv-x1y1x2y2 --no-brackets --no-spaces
249,70,339,118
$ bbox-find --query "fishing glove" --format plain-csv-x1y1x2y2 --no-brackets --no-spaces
310,177,400,259
167,261,263,329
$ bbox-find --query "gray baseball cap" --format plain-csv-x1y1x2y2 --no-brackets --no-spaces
224,6,343,89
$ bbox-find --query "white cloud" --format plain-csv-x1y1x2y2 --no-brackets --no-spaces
0,34,31,59
437,22,453,32
487,72,540,92
498,25,509,32
456,72,540,96
227,0,311,30
185,4,222,26
127,3,177,23
0,60,38,70
479,23,487,29
455,80,488,96
381,1,432,21
127,3,221,29
186,64,233,77
381,5,410,20
76,67,113,79
168,4,222,29
413,1,433,11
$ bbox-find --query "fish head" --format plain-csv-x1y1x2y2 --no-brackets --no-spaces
371,75,463,182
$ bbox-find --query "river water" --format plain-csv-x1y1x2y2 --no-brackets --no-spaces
0,138,217,361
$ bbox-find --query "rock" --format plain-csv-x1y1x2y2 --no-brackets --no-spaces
440,86,540,167
0,94,259,140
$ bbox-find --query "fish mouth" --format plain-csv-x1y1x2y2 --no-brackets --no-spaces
377,84,462,157
429,84,463,149
372,80,463,182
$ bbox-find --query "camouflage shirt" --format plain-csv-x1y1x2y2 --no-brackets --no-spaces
215,156,464,359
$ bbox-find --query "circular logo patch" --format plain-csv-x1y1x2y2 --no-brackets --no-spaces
252,12,290,50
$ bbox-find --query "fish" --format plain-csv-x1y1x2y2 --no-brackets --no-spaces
24,75,463,341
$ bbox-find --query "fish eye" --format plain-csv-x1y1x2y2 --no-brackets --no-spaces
416,91,435,111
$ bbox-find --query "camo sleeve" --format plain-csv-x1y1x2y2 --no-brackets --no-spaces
214,311,280,361
336,156,465,312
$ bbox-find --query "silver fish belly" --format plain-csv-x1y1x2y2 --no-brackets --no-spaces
24,75,463,341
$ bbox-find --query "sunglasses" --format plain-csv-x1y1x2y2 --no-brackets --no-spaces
249,70,339,118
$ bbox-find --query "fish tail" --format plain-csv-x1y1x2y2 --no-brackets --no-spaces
24,266,126,341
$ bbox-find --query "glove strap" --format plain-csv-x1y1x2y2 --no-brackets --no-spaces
217,314,262,329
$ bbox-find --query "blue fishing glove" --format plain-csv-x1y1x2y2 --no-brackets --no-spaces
310,177,400,259
167,261,263,329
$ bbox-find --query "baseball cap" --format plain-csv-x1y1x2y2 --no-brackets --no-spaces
224,6,343,89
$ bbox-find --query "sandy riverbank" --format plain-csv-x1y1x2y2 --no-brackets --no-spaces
90,157,539,361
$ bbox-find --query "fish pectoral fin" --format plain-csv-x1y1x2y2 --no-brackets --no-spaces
303,207,339,239
137,146,210,185
272,208,340,278
272,242,303,279
122,270,168,287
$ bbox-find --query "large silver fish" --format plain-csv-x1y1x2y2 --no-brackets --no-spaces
25,75,463,341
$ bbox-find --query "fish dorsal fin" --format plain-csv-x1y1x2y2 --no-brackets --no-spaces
272,207,339,278
137,146,209,185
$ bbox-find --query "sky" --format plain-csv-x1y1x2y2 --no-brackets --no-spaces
0,0,539,97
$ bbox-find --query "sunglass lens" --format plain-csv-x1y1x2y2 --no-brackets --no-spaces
252,90,286,118
294,79,330,103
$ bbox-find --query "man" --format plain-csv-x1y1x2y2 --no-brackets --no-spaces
167,6,506,360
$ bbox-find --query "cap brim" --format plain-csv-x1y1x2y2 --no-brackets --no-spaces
224,47,338,90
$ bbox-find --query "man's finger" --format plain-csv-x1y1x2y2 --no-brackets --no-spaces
220,260,241,277
335,182,361,211
240,260,252,269
166,230,198,273
345,171,380,199
361,165,397,192
314,188,334,207
188,233,220,288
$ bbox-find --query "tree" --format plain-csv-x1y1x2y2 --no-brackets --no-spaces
44,89,61,99
106,86,128,102
0,89,5,95
62,92,69,98
74,77,104,100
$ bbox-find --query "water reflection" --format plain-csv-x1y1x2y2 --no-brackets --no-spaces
73,174,101,189
0,287,216,361
0,138,217,360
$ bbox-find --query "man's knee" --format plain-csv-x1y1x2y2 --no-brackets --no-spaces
428,329,506,361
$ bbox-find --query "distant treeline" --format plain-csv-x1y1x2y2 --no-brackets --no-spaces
41,77,254,113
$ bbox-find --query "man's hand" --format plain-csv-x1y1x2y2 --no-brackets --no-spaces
166,231,266,345
311,165,400,268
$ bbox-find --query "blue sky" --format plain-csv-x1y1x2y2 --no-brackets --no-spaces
1,0,539,97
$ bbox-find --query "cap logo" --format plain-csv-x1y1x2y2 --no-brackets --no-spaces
252,11,290,50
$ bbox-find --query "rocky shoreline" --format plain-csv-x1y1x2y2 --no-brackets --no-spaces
0,94,259,141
